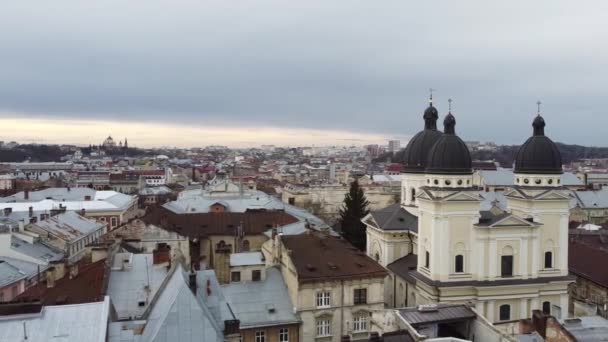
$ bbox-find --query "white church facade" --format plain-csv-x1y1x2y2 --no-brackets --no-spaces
364,97,573,324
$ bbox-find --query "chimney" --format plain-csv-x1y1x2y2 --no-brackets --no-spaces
532,310,548,339
3,207,11,216
28,206,33,217
341,336,351,342
188,272,197,295
18,220,25,233
67,186,71,192
80,208,86,216
24,190,29,200
369,332,380,342
46,267,56,288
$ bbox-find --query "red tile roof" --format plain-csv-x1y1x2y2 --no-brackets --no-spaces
16,259,108,305
569,236,608,287
145,206,298,238
281,233,387,283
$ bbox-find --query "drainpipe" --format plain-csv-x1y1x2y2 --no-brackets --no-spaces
340,279,345,338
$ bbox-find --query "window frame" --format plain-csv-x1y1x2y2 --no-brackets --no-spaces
316,291,331,308
454,254,464,273
501,255,513,277
353,288,367,305
279,328,289,342
352,314,368,333
252,269,261,282
544,251,553,269
499,304,511,321
255,330,266,342
542,301,551,314
231,271,241,282
316,319,331,337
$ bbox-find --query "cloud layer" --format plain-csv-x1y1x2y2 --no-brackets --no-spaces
1,1,607,146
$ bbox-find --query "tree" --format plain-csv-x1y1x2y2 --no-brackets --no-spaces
339,179,370,251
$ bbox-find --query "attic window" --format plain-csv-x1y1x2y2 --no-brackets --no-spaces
138,301,145,307
398,217,405,222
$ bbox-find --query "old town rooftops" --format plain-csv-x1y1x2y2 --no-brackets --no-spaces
280,233,387,283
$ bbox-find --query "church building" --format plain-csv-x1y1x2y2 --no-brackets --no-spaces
364,97,574,324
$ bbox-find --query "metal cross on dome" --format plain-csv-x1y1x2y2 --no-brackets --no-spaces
448,98,453,112
537,100,542,115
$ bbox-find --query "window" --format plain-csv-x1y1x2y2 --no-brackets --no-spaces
542,301,551,314
252,270,261,281
242,240,250,252
316,319,331,337
455,254,464,273
111,217,118,227
316,291,331,308
354,288,367,305
425,251,430,268
544,251,553,269
231,271,241,282
499,304,511,321
255,331,265,342
353,314,368,332
288,197,295,205
279,328,289,342
501,255,513,277
410,188,416,202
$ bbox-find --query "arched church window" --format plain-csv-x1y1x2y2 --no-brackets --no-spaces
411,188,416,202
544,251,553,269
499,304,511,321
455,255,464,273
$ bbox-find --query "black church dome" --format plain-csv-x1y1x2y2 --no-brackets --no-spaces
401,101,443,173
426,112,472,175
514,114,562,174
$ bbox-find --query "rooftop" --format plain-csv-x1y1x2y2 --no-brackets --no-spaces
31,211,105,242
222,267,299,329
281,233,387,283
0,257,40,288
17,259,108,305
398,304,476,327
0,296,110,342
558,315,608,341
107,253,169,320
364,203,418,233
0,188,136,213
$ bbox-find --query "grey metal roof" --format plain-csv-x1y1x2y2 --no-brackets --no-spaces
572,189,608,209
0,256,40,287
367,203,418,232
559,316,608,341
107,253,169,320
10,235,64,263
398,304,476,326
386,254,417,283
0,296,109,342
31,211,105,242
139,186,172,196
140,265,223,342
222,267,299,328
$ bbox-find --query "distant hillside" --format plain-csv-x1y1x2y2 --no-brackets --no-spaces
383,143,608,168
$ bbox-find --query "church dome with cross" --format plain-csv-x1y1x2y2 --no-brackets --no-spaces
514,102,563,187
400,93,443,173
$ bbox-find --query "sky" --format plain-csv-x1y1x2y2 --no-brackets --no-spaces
1,1,607,148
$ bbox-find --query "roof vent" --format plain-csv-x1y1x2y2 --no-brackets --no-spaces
266,304,276,314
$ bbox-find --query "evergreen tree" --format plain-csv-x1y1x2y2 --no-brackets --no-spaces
339,179,370,251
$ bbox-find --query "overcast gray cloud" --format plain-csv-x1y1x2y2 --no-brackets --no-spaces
1,0,608,146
